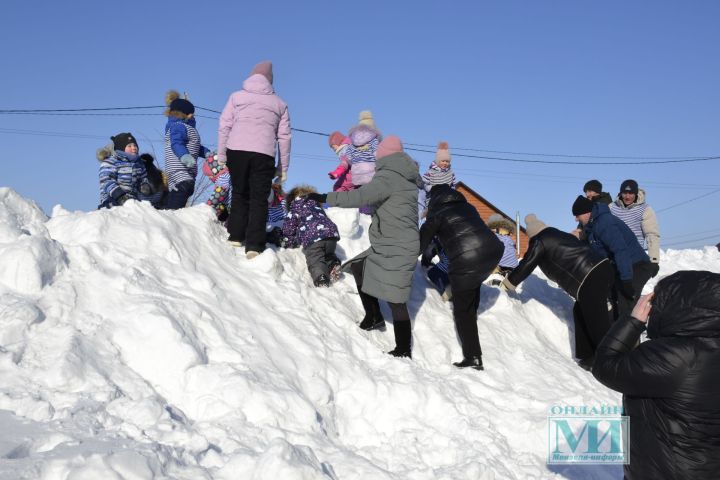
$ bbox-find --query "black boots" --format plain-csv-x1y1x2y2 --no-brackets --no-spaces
453,356,484,370
359,312,386,331
577,356,594,372
358,292,385,331
313,274,331,287
387,320,412,358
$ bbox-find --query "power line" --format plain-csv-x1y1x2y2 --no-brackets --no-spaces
656,188,720,213
2,104,720,165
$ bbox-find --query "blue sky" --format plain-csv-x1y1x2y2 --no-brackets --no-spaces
2,1,719,248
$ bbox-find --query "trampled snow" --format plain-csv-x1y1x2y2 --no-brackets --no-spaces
0,186,718,479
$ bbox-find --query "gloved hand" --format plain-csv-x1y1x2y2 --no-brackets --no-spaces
139,183,153,196
304,192,327,204
619,280,636,300
500,278,516,293
275,168,287,184
216,154,227,167
328,171,338,180
648,262,660,278
117,194,132,206
180,154,196,168
140,153,154,163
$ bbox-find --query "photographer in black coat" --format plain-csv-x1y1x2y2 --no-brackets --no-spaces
420,184,503,371
593,270,720,480
503,214,614,370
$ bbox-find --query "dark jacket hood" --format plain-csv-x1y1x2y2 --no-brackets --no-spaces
428,184,465,207
648,270,720,339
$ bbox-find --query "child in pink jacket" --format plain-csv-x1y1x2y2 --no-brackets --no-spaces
217,61,291,258
327,131,353,192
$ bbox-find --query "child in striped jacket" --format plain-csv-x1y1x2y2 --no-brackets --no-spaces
487,214,519,275
163,90,212,210
97,132,154,209
422,142,457,197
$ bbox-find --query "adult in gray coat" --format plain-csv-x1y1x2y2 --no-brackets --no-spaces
305,135,420,358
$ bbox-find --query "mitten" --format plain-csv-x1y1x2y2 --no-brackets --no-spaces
619,280,635,300
275,168,287,184
180,154,196,168
139,183,153,196
304,192,327,204
648,263,660,278
140,153,154,163
500,278,516,292
117,194,131,206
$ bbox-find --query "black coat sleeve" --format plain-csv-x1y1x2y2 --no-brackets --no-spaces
506,238,542,288
419,215,440,255
592,315,693,397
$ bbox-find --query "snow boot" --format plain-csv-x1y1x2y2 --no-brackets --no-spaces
329,259,342,282
577,356,594,372
453,356,484,371
358,292,385,331
313,274,331,288
387,320,412,358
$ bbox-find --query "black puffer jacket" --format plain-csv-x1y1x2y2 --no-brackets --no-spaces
420,185,503,291
593,270,720,480
507,227,608,299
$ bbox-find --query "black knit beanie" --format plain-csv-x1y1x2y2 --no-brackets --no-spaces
169,98,195,116
619,179,639,195
583,179,603,194
572,195,594,216
111,132,138,151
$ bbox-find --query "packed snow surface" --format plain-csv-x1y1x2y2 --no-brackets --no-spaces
0,187,718,479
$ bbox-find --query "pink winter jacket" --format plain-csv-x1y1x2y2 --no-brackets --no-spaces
217,74,291,172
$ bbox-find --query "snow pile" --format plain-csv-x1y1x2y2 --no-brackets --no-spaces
0,186,718,479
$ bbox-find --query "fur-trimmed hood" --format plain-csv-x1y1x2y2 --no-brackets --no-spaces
487,213,515,232
96,144,114,162
348,124,381,147
614,188,647,209
285,184,317,208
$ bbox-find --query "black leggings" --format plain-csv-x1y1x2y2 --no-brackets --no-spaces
350,260,410,322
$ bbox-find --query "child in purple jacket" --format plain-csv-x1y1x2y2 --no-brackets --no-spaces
282,185,341,287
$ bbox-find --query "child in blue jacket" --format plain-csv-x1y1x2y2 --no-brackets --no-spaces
164,90,211,209
97,132,153,209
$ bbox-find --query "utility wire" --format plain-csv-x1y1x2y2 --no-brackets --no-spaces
2,104,720,165
656,188,720,213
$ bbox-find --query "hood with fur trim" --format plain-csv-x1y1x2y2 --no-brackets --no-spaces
96,145,114,162
285,184,317,207
614,188,647,209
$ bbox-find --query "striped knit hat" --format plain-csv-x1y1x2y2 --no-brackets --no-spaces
435,142,451,163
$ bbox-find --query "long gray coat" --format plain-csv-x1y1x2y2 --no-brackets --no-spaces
326,152,420,303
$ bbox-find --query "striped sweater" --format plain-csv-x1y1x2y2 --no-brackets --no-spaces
609,189,661,262
422,162,457,193
164,116,209,190
496,233,519,268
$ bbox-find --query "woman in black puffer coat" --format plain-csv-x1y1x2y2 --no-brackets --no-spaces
420,184,503,370
593,270,720,480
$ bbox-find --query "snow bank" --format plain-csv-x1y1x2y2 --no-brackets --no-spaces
0,188,717,479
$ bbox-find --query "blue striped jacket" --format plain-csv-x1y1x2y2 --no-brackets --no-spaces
97,147,149,207
164,116,209,190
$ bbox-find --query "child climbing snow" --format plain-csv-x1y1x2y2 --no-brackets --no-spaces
282,185,341,287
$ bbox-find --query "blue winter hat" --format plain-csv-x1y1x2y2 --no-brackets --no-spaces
169,98,195,116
